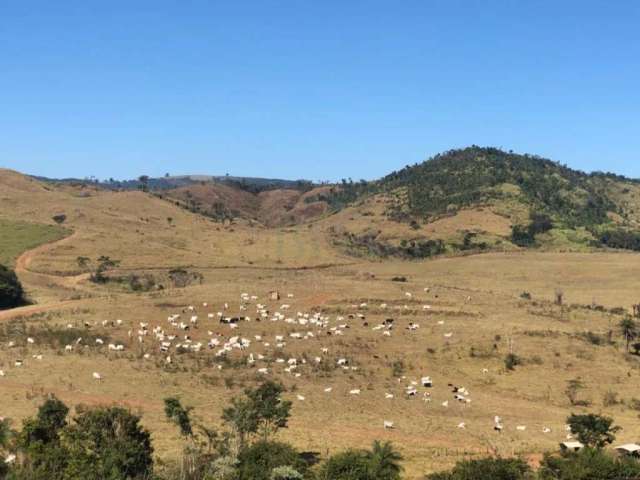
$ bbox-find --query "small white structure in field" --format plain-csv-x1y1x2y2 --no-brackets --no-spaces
92,372,102,380
615,444,640,457
560,441,584,453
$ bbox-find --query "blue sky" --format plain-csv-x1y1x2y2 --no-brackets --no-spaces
1,1,638,182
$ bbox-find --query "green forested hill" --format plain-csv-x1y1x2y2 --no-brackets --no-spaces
381,146,628,227
326,146,640,254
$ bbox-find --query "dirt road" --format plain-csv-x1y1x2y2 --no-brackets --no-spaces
0,231,90,321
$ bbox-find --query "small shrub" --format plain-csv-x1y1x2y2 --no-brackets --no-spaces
52,214,67,224
390,360,405,378
270,465,303,480
504,353,522,371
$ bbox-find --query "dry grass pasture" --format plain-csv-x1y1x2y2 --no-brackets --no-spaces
2,169,640,478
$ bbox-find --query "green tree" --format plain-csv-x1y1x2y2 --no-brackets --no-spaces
619,317,637,352
567,413,620,449
205,456,239,480
510,224,535,247
366,441,403,480
246,381,292,441
236,441,306,480
318,449,370,480
0,265,26,310
13,396,70,479
91,256,120,283
222,381,291,449
222,397,258,452
0,417,13,479
164,397,194,438
164,397,231,480
63,405,153,479
539,447,640,480
0,418,11,449
138,175,150,192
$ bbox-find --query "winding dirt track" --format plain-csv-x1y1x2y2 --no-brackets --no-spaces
1,231,346,322
14,231,89,286
0,231,89,321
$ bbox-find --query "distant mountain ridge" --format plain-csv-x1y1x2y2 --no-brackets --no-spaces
32,174,312,192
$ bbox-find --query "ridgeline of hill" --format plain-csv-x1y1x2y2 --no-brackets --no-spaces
33,173,312,192
21,146,640,254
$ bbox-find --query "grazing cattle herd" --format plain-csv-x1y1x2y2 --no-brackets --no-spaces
0,285,574,445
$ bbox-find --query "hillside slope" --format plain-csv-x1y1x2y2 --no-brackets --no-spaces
158,182,332,227
0,169,344,304
320,147,640,258
9,146,640,262
380,147,634,224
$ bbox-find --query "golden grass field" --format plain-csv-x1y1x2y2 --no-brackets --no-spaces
3,169,640,478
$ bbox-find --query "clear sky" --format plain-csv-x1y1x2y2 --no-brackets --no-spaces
1,1,638,182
